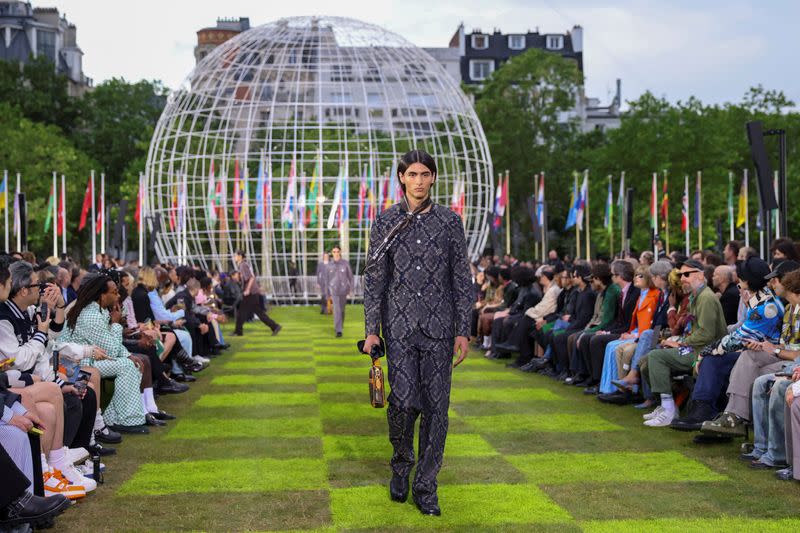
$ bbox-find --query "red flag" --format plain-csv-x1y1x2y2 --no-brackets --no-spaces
57,182,64,236
233,160,241,223
660,175,668,228
78,178,92,231
134,180,142,229
95,192,104,235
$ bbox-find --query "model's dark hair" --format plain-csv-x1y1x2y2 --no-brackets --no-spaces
397,150,437,193
67,274,113,330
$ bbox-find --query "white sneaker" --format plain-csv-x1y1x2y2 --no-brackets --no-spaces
76,459,105,478
193,355,210,366
644,409,675,427
643,406,664,420
56,462,97,492
67,447,89,465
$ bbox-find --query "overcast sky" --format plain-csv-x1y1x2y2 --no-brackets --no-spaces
46,0,797,109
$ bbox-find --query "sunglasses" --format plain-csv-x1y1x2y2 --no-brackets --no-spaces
680,270,701,278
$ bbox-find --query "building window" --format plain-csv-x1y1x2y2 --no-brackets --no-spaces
469,60,494,81
37,30,56,61
546,35,564,50
367,92,383,106
471,34,488,50
331,64,353,82
508,35,525,50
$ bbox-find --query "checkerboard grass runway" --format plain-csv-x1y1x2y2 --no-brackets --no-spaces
65,306,800,531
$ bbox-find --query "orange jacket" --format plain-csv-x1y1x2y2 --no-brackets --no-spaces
628,288,660,334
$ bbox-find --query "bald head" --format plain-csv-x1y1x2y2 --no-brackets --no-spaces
712,265,734,291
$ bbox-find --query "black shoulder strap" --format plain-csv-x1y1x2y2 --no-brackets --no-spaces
361,196,432,276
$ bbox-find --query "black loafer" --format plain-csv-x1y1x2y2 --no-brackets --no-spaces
412,495,441,516
145,413,166,426
389,475,408,502
94,426,122,444
173,373,197,383
272,325,282,336
150,409,176,421
156,379,189,394
0,493,70,528
109,424,150,434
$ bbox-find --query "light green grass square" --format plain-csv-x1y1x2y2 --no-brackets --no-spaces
320,402,458,420
507,451,726,484
582,518,800,533
223,360,309,370
195,391,319,407
314,365,364,377
466,413,622,433
232,352,313,361
322,433,498,460
211,374,317,386
330,484,571,528
452,370,529,382
317,382,379,395
119,458,327,495
165,417,321,439
450,387,561,403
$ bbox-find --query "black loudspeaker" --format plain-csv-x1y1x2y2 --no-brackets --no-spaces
746,121,778,211
18,193,27,251
625,187,634,239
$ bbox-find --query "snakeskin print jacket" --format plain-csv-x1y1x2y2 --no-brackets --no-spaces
364,202,473,340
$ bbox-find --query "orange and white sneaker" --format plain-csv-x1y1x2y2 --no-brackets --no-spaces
44,469,86,500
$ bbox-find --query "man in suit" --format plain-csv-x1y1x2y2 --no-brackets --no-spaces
578,260,641,394
316,252,331,315
363,150,472,517
328,246,353,338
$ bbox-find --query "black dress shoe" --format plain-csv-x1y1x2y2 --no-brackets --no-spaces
214,343,230,350
335,332,342,338
109,423,150,434
0,493,70,528
505,361,522,369
85,443,116,457
272,325,283,336
157,379,189,394
670,401,716,432
173,373,197,383
412,495,441,516
95,425,123,444
389,475,408,502
150,409,176,421
597,391,632,405
145,413,166,426
494,343,519,354
583,385,599,395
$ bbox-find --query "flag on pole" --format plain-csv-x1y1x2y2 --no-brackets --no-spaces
297,174,307,232
603,175,613,231
660,173,668,230
357,165,367,226
565,179,579,230
265,159,272,225
96,183,104,236
492,175,504,229
282,158,297,227
694,175,701,229
255,156,265,228
233,160,241,224
575,175,588,230
78,177,92,231
340,166,349,228
536,173,545,228
681,177,689,232
617,172,625,230
650,173,658,231
326,168,342,230
169,182,178,231
367,163,377,222
727,173,734,232
240,166,249,230
44,183,55,233
736,173,747,227
57,181,64,236
134,177,143,230
206,161,218,224
0,179,6,213
385,162,398,210
307,163,319,226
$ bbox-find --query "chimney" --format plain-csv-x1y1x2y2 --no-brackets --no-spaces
571,25,583,53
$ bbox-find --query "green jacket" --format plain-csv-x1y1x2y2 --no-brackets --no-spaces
682,285,727,350
587,283,620,333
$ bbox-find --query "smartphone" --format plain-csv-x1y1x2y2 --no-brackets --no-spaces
38,285,48,321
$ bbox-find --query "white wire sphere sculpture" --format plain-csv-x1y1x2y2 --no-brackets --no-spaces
145,15,493,300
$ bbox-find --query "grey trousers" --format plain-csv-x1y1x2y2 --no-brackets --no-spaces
332,294,347,334
785,396,800,478
725,350,784,420
386,331,453,505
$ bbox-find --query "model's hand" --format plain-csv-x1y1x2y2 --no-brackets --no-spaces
453,336,469,368
362,334,381,355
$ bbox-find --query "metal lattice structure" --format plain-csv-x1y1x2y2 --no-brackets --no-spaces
145,16,493,300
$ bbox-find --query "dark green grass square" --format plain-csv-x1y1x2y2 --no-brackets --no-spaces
465,413,623,433
322,433,498,460
165,417,321,439
194,391,319,407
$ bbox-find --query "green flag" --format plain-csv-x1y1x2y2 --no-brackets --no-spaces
43,184,55,232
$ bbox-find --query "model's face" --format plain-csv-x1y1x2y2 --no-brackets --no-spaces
399,162,435,202
332,249,341,261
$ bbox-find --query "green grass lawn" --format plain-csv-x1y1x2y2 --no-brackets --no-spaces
62,306,800,532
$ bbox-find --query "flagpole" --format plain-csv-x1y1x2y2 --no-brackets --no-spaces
138,173,144,266
539,172,546,263
15,173,20,252
697,171,702,251
774,170,781,240
684,175,690,256
60,174,66,255
583,170,590,261
618,171,625,257
89,170,96,261
574,172,581,261
100,172,105,254
728,172,734,241
51,172,57,258
652,172,658,257
3,170,7,253
608,175,614,258
744,169,749,249
504,170,511,256
533,174,539,261
664,170,670,256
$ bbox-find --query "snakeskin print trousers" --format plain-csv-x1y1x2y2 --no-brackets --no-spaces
385,331,453,502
